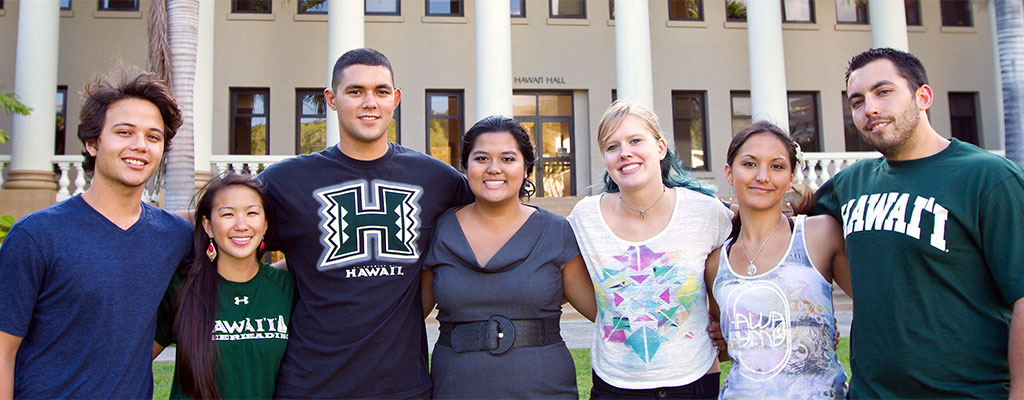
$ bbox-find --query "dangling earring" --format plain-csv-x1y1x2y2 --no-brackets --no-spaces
259,241,265,251
206,239,218,262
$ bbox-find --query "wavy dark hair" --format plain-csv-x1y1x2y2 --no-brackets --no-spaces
77,65,181,172
597,100,714,197
726,121,815,239
172,173,273,400
460,115,538,199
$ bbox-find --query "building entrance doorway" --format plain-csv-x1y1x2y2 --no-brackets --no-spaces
512,92,575,197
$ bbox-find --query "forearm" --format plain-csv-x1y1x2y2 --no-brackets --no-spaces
1010,299,1024,399
0,331,22,400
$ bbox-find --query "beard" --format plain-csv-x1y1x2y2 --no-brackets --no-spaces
858,99,920,159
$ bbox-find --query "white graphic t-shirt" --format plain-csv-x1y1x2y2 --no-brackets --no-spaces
569,188,733,389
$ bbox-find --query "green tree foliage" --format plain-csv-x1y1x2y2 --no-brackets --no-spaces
0,84,33,144
0,214,16,245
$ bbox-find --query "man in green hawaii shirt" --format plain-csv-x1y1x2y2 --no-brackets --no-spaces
814,48,1024,399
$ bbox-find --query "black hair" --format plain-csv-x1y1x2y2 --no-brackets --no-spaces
78,66,182,172
845,47,929,92
460,115,537,199
330,48,395,91
172,172,273,400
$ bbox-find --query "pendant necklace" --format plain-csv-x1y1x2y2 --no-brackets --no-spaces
739,214,785,276
619,186,666,220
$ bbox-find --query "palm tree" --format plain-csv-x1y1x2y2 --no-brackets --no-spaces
995,0,1024,167
0,84,32,144
149,0,198,210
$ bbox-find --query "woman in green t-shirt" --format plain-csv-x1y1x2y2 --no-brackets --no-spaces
153,173,295,399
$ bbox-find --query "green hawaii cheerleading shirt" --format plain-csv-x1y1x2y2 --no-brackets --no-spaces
156,262,295,399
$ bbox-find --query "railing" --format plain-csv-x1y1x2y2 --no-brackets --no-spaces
209,155,292,177
0,150,1012,206
795,151,879,191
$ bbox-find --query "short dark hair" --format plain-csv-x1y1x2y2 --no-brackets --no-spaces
330,48,395,91
77,67,182,172
845,48,929,92
460,115,537,199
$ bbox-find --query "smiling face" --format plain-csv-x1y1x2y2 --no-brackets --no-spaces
726,132,794,211
85,98,166,190
466,131,527,205
202,185,267,266
601,114,667,192
846,59,926,158
324,64,402,151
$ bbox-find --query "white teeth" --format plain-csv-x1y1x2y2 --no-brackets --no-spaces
230,237,252,245
484,180,504,186
621,164,640,172
124,159,145,166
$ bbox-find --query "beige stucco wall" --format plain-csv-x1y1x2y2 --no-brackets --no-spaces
0,0,1003,196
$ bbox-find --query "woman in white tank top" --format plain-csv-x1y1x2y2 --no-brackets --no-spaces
703,121,853,399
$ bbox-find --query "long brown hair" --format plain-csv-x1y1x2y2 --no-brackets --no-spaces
172,173,273,399
726,121,815,239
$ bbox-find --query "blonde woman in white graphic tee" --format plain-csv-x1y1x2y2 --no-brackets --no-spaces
568,101,733,399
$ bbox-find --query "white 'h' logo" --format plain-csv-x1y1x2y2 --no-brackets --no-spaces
234,296,249,305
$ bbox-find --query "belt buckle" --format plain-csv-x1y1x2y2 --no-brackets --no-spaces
487,315,515,356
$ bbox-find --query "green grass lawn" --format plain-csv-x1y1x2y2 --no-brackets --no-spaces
154,338,851,399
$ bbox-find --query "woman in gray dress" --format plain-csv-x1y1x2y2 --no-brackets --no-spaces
421,116,596,399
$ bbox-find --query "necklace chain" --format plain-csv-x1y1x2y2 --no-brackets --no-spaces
618,186,667,220
739,214,786,276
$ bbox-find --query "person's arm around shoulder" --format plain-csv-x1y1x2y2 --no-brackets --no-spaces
421,269,436,319
704,247,729,361
562,255,595,322
1012,298,1024,399
0,330,22,400
805,215,852,298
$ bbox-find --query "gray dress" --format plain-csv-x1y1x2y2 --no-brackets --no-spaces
425,207,581,399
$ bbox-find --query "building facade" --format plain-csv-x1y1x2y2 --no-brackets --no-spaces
0,0,1003,215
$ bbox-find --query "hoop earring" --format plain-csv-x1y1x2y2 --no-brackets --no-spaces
521,178,537,199
206,240,218,262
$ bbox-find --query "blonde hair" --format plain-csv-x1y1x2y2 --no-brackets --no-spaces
597,100,664,150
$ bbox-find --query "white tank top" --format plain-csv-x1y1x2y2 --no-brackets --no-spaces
712,215,847,399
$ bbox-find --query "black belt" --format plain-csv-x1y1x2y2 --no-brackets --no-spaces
436,315,562,356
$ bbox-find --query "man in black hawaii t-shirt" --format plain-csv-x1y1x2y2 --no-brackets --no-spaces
260,48,472,399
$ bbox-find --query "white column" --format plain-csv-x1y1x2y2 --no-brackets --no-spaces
6,0,60,190
475,0,513,120
746,0,789,132
869,0,909,51
613,0,654,110
193,0,214,186
326,0,365,148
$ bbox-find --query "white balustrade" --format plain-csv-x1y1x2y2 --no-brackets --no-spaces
208,155,291,178
0,155,8,188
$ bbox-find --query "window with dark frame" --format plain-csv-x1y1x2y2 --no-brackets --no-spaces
1,0,4,10
426,0,462,16
388,105,401,144
511,0,525,17
366,0,400,15
61,0,72,10
905,0,921,26
671,91,709,171
835,0,868,24
725,0,747,22
551,0,585,18
295,89,327,155
730,91,821,152
298,0,327,14
782,0,813,23
232,0,272,14
949,92,980,146
426,91,463,168
55,86,67,155
841,91,873,151
230,88,270,155
940,0,972,27
669,0,703,21
98,0,137,11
